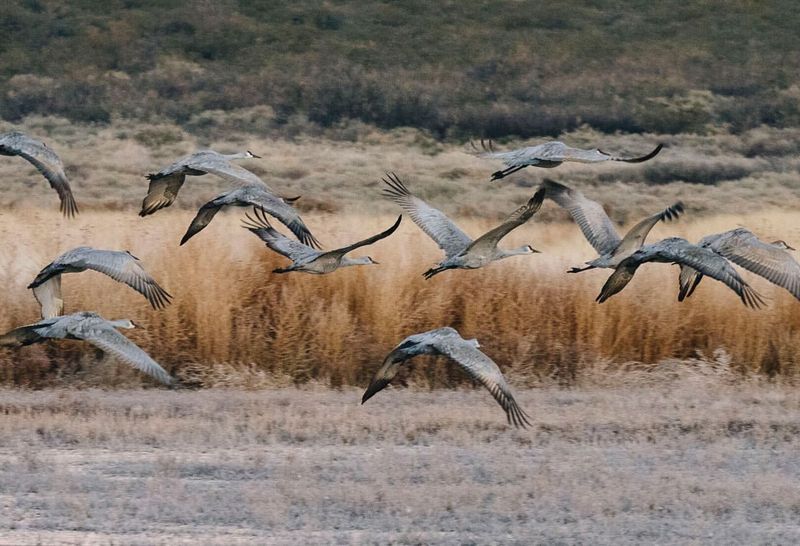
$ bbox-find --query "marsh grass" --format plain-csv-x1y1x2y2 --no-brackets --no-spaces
2,205,800,388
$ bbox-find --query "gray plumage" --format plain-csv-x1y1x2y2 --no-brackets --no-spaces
382,173,544,279
678,228,800,302
542,179,683,273
597,237,764,308
361,327,531,428
0,312,173,385
243,209,401,274
141,149,264,216
473,140,662,180
180,185,319,248
28,247,171,319
0,131,78,217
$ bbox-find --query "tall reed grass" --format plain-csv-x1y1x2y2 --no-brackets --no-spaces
2,208,800,387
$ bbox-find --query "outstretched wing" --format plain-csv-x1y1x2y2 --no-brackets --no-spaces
677,264,704,301
77,250,172,309
600,240,764,308
562,143,663,164
139,173,186,216
382,173,471,258
542,179,621,255
705,229,800,300
436,337,531,428
245,191,320,249
192,155,273,191
361,345,412,405
242,208,318,262
596,259,641,304
615,202,684,257
468,189,544,253
72,322,173,385
327,215,402,257
180,199,225,245
0,133,78,217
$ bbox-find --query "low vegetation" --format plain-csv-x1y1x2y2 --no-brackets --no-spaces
2,2,800,137
0,385,798,543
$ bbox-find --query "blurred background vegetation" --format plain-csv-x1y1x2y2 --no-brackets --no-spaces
2,0,799,139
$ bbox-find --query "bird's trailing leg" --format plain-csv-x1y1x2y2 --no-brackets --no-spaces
567,264,596,274
423,265,453,279
490,165,527,181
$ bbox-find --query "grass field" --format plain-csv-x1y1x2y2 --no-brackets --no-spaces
3,202,800,386
0,382,798,544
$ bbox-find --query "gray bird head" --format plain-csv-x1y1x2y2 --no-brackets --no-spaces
246,150,261,159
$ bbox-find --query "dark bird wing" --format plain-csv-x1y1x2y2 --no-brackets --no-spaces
381,173,471,258
361,346,411,405
0,320,57,346
180,200,224,245
140,173,186,216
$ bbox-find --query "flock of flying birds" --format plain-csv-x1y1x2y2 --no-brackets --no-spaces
2,130,799,427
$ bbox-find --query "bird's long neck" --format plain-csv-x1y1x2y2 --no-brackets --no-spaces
108,319,134,329
500,246,532,258
341,256,372,267
224,151,251,160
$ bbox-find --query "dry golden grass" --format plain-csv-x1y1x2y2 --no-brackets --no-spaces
3,118,800,223
2,206,800,387
0,383,798,543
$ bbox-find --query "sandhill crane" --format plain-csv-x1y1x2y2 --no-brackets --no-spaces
542,179,684,273
28,247,171,319
677,228,800,302
140,149,265,216
473,139,662,181
180,185,319,247
243,209,401,274
362,327,531,428
382,173,544,279
596,237,764,308
0,311,173,385
0,131,78,217
361,326,531,428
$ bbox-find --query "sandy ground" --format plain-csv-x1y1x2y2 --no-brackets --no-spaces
0,384,798,545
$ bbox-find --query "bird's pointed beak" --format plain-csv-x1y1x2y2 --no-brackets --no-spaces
248,150,261,159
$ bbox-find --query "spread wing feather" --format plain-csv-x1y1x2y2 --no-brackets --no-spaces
436,338,531,428
381,173,471,258
542,179,621,255
71,323,173,385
